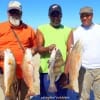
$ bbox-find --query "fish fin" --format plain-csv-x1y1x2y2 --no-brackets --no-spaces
26,89,35,97
5,88,12,96
55,73,62,82
63,84,79,93
48,84,57,92
63,84,71,89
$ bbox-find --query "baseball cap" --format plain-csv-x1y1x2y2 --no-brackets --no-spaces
79,6,93,14
48,4,62,16
8,0,22,11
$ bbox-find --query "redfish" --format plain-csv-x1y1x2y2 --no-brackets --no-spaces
4,49,16,96
48,47,64,92
22,48,40,97
64,40,83,93
31,53,40,95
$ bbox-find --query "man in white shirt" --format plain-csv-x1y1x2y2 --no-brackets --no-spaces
65,6,100,100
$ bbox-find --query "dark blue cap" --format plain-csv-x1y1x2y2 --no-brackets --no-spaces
48,4,62,16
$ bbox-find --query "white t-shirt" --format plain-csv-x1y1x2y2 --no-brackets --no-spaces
73,24,100,69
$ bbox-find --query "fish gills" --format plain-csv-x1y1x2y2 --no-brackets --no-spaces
54,49,65,79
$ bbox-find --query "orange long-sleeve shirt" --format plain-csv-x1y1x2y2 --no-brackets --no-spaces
0,21,37,79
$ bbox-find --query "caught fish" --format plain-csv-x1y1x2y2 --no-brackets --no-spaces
22,48,40,97
4,48,16,96
64,40,83,93
48,47,64,92
31,53,40,95
54,49,65,76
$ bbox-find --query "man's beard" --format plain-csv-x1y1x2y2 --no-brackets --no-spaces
9,16,21,26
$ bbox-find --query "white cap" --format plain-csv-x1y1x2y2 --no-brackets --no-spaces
8,0,22,11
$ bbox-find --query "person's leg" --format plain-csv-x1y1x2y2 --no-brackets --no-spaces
0,74,5,100
40,73,56,100
30,95,40,100
17,79,30,100
79,67,94,100
90,90,94,100
40,73,49,97
92,69,100,100
56,75,79,100
0,74,4,92
30,73,49,100
56,80,70,100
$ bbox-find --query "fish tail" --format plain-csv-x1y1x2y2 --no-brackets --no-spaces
26,89,35,97
72,80,79,93
4,81,12,96
63,83,79,93
63,84,71,89
5,88,12,96
48,84,57,92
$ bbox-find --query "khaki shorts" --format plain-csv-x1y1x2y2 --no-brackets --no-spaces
79,67,100,100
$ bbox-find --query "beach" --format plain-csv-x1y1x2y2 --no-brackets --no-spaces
0,87,4,100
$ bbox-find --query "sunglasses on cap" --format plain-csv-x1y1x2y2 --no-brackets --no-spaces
50,11,62,17
80,13,92,18
8,9,22,15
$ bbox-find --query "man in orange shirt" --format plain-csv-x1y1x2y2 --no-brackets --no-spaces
0,0,37,100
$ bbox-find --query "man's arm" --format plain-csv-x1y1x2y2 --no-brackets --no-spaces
36,29,56,55
64,30,74,74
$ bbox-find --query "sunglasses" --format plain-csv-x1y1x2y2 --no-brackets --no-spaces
50,11,62,17
80,13,92,18
8,9,22,15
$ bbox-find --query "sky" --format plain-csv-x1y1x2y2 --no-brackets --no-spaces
0,0,100,29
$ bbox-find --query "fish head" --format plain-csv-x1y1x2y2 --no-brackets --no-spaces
73,40,83,53
24,48,33,60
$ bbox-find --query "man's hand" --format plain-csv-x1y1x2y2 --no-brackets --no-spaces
48,44,56,53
